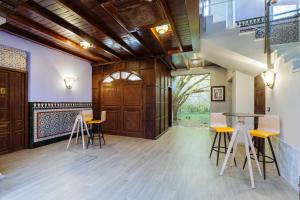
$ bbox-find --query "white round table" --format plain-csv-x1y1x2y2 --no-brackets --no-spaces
220,113,263,188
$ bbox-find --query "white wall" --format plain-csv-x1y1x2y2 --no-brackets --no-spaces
235,0,300,21
0,31,92,102
235,0,264,21
266,57,300,149
265,56,300,191
231,71,254,129
171,66,231,113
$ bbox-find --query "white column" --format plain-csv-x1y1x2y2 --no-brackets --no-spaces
226,0,235,27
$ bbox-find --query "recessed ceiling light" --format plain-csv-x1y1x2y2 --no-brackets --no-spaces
155,24,169,35
0,16,6,26
80,40,92,49
190,59,202,67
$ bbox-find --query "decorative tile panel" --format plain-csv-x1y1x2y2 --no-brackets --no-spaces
29,102,92,147
0,44,27,71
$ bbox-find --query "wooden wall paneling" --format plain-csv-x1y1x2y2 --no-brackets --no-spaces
254,75,266,128
123,81,144,137
140,68,155,86
145,103,155,138
160,89,165,132
123,84,142,106
103,110,119,132
93,58,170,139
126,60,140,72
145,86,155,104
140,59,154,70
168,87,173,127
254,74,266,153
92,88,100,119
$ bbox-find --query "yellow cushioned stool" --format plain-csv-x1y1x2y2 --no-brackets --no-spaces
242,115,280,180
209,113,237,167
86,111,107,149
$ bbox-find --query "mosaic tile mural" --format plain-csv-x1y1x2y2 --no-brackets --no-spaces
36,110,79,141
30,102,92,146
0,45,27,71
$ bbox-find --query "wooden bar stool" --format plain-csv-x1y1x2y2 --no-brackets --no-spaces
242,115,281,179
209,113,237,166
87,111,106,149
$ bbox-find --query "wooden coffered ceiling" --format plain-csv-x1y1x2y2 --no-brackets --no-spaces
0,0,200,69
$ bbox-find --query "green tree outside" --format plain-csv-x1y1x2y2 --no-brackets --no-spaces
173,74,210,127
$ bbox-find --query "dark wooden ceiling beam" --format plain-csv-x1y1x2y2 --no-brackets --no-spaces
158,0,190,69
8,13,110,62
150,27,167,54
167,45,193,55
21,0,122,59
56,0,136,57
131,31,153,55
0,23,102,62
159,56,176,70
185,0,200,51
99,3,153,55
159,0,190,68
159,0,183,52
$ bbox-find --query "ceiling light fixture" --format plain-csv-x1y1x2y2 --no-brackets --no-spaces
0,16,6,26
190,59,201,66
155,24,169,35
80,40,92,49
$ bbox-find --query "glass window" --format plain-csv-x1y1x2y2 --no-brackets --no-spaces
128,74,142,81
273,5,297,20
103,76,114,83
121,71,130,79
103,71,141,82
111,72,120,79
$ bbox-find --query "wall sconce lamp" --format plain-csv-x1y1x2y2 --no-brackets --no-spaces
262,69,276,89
64,77,76,90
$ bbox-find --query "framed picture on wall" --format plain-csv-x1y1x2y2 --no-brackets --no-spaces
211,86,225,102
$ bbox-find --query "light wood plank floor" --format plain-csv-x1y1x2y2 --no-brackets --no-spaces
0,127,297,200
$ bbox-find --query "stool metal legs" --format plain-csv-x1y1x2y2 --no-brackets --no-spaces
243,137,280,180
87,124,105,149
209,132,237,167
267,137,281,176
217,132,222,166
209,133,218,158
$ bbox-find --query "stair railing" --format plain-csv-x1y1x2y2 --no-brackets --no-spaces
200,0,235,30
265,0,272,67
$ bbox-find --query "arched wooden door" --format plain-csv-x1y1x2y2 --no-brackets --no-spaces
100,72,144,137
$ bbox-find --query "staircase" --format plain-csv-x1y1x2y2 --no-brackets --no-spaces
272,42,300,72
200,16,267,76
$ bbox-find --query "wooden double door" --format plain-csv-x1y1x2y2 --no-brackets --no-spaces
101,79,144,137
0,68,27,154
